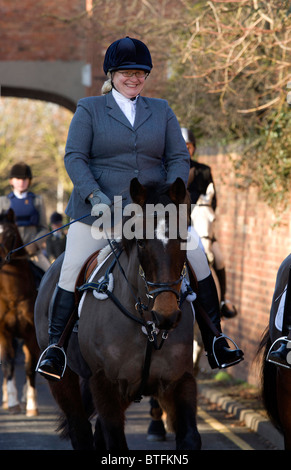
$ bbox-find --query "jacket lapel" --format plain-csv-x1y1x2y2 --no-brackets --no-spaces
134,96,152,130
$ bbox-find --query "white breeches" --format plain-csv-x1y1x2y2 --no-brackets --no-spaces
30,251,51,272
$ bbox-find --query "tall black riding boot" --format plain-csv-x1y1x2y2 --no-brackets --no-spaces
215,267,238,318
195,274,244,369
268,266,291,368
37,286,76,381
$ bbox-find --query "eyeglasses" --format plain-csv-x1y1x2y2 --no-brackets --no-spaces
117,70,148,78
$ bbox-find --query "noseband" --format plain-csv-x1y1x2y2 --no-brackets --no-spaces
138,263,187,304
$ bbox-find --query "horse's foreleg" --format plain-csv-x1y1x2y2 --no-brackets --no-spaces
22,341,39,416
161,372,201,450
276,368,291,450
1,337,21,413
6,376,20,413
49,367,94,450
90,371,129,451
147,397,166,441
2,378,8,409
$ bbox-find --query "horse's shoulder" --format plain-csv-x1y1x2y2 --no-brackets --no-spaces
38,253,64,290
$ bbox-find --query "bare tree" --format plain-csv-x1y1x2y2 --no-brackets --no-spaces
166,0,291,213
79,0,291,212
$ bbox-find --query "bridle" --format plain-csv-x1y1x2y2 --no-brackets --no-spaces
0,222,31,269
0,225,18,269
138,262,187,304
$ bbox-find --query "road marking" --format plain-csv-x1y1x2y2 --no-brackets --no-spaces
197,406,254,450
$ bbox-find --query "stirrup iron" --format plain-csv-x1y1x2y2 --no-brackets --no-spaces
212,334,242,369
36,344,67,379
266,336,291,369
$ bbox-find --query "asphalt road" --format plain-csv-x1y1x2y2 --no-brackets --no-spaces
0,361,278,455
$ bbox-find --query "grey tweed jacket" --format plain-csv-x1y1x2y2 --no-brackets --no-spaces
64,91,190,225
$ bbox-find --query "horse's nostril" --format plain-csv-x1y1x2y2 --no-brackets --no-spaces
151,310,181,330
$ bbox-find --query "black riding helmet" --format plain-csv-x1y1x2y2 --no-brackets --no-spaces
103,36,153,75
9,163,32,179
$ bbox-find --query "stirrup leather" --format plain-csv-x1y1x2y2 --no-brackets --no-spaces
212,334,242,369
266,336,291,369
36,344,67,379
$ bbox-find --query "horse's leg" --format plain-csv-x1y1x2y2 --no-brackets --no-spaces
49,366,94,450
276,368,291,450
161,372,201,450
1,337,21,413
2,378,8,409
22,338,39,416
147,397,166,441
90,371,129,451
94,416,107,451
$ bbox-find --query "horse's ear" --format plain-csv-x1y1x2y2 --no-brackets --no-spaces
168,178,186,204
6,208,15,223
130,178,147,206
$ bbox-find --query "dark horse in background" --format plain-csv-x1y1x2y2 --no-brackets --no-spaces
34,178,201,450
260,253,291,449
0,209,39,416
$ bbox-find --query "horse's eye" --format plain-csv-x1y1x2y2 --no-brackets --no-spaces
137,239,145,249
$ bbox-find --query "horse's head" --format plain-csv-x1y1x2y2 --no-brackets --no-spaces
127,178,190,331
0,209,23,259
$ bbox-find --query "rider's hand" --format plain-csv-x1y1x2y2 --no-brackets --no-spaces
26,243,38,256
88,189,112,217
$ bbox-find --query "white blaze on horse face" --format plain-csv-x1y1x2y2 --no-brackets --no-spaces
155,217,169,247
0,225,4,234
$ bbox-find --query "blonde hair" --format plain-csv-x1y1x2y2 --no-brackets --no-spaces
101,72,113,95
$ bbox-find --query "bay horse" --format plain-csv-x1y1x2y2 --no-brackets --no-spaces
259,253,291,449
0,208,39,416
34,177,202,450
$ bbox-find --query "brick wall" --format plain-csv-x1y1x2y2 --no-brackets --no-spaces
198,150,291,385
1,0,86,61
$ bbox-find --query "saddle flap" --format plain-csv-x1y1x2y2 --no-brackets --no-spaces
74,250,100,301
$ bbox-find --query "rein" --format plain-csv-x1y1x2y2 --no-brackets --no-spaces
3,212,91,262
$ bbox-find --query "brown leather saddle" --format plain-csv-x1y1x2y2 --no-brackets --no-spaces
74,250,100,302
